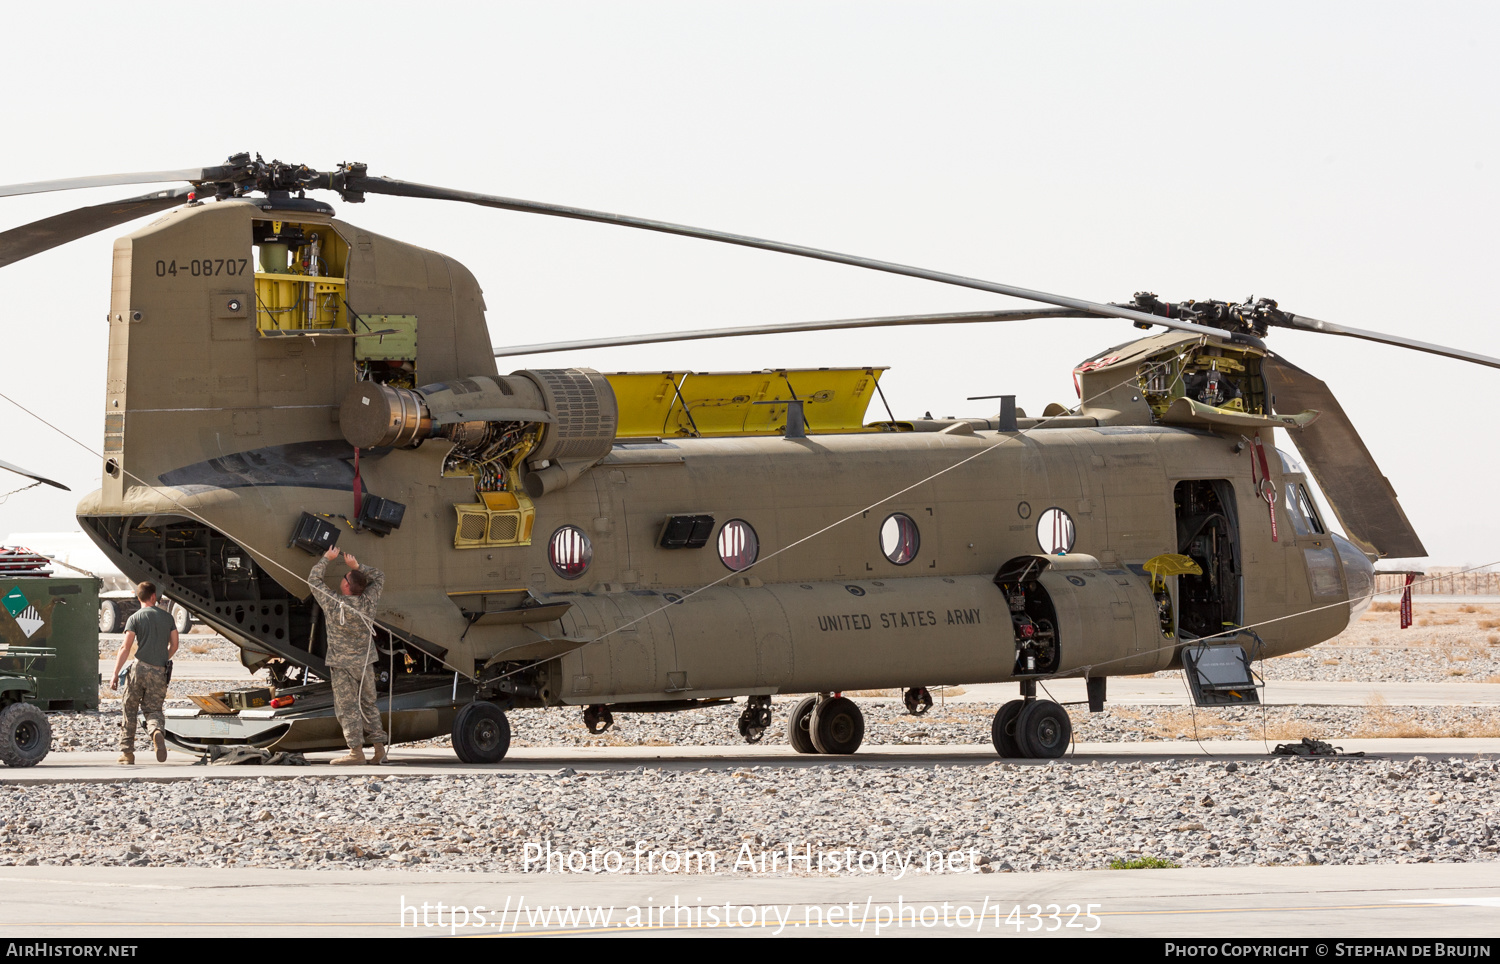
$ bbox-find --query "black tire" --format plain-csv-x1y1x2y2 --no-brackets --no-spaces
788,696,817,754
452,701,511,764
991,699,1026,757
810,696,864,755
0,703,50,768
1016,700,1071,759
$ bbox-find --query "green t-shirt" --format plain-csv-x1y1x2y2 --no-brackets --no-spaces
124,605,175,667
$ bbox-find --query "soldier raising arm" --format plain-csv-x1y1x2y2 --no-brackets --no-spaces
308,548,389,765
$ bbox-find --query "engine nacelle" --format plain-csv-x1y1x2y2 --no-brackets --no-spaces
339,368,618,464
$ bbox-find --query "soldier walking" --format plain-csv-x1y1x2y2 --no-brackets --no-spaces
308,548,388,765
109,582,179,764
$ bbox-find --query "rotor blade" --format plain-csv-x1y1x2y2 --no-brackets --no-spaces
1262,354,1425,559
493,307,1090,357
0,457,68,492
0,186,192,269
0,170,204,198
348,175,1242,340
1279,314,1500,370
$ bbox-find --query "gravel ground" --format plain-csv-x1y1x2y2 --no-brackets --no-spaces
0,757,1495,873
98,632,239,662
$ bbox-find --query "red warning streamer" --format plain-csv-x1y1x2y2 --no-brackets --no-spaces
1400,573,1415,629
1249,433,1278,543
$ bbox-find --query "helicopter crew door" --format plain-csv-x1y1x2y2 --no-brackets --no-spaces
1173,480,1242,639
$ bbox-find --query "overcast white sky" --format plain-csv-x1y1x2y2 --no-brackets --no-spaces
0,2,1495,565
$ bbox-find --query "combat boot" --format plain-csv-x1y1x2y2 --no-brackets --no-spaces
117,751,134,765
371,743,387,765
330,748,366,766
152,730,167,763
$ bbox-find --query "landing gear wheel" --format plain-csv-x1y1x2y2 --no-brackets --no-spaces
810,696,864,755
583,704,614,734
0,703,50,768
990,699,1025,758
452,701,511,764
788,696,817,754
903,686,933,716
1016,700,1071,759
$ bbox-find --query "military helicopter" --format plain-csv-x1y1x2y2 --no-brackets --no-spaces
3,153,1492,761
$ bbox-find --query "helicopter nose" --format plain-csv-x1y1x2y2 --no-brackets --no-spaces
1331,532,1376,618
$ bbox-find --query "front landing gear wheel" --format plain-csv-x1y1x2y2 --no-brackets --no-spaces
452,701,511,763
788,696,817,754
810,696,864,755
0,703,50,768
990,699,1025,758
1016,700,1071,759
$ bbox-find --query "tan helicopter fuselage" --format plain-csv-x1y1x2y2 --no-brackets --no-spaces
74,199,1368,713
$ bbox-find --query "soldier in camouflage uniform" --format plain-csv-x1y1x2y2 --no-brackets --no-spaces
308,548,388,765
110,582,179,764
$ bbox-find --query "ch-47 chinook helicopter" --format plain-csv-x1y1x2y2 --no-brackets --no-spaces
3,153,1494,762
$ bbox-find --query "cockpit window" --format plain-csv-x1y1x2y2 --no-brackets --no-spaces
1276,448,1306,476
1285,482,1326,536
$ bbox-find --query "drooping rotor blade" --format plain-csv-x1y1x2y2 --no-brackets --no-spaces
1262,354,1425,559
493,307,1090,357
0,457,68,492
0,170,206,198
1277,313,1500,370
346,175,1241,340
0,186,193,269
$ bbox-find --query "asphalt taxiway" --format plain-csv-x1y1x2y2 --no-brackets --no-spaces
0,862,1495,937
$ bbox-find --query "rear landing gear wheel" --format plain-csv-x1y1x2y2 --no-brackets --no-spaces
788,696,817,754
1016,700,1071,759
0,703,50,768
810,696,864,755
452,701,511,763
990,699,1025,758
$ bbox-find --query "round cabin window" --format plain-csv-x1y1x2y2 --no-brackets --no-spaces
1036,507,1075,554
717,519,759,571
548,525,593,579
880,513,920,565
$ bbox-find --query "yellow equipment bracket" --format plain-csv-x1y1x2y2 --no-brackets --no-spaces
1144,552,1203,592
607,368,887,439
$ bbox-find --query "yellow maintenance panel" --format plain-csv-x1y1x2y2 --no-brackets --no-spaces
606,368,886,439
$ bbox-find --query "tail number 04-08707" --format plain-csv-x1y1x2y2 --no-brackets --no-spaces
1005,904,1102,932
154,259,249,278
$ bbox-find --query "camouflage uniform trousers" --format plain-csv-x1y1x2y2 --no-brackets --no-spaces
330,664,388,750
120,662,168,751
